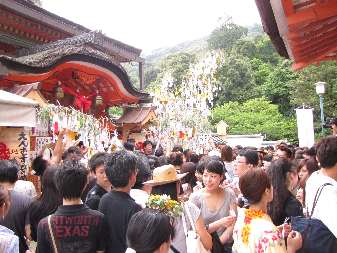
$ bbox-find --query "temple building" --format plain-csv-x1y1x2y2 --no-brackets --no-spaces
0,0,151,117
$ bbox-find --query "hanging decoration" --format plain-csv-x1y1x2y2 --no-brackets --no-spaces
36,104,113,152
152,51,225,154
60,86,95,113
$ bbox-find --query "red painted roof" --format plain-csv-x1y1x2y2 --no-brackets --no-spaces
255,0,337,70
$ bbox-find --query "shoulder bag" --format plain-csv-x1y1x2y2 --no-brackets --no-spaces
48,215,59,253
291,183,337,253
182,202,211,253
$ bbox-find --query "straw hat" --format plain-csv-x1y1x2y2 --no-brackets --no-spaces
143,164,188,186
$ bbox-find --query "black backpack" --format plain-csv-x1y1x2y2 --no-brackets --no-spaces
291,183,337,253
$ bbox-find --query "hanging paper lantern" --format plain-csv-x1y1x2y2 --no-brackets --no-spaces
56,86,64,99
96,95,103,106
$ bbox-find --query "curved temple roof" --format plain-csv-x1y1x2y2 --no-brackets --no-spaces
0,34,152,114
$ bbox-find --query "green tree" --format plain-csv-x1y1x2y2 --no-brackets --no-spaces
232,39,257,59
144,64,161,87
259,60,299,116
211,98,297,141
208,21,248,51
160,52,196,95
213,53,256,105
108,106,123,118
254,35,281,65
249,58,272,87
291,61,337,120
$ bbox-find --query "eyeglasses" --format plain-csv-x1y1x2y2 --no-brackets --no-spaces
234,160,247,165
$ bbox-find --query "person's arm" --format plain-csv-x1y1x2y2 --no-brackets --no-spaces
25,224,32,243
207,216,236,233
219,224,234,244
25,201,33,243
49,129,66,166
287,231,302,253
219,197,237,244
195,216,212,250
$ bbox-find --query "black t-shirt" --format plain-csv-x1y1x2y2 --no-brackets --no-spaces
28,199,62,242
98,191,142,253
85,184,107,210
36,204,107,253
0,190,32,253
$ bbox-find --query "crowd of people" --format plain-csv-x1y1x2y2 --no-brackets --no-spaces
0,127,336,253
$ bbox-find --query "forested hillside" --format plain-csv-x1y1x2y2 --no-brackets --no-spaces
125,20,337,142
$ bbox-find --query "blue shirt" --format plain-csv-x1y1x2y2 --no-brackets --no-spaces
0,225,19,253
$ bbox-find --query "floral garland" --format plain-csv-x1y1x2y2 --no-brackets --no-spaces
242,209,265,244
146,194,183,217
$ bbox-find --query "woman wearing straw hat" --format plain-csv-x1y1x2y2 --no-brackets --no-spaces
144,164,212,253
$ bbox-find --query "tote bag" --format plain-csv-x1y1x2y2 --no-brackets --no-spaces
291,183,337,253
182,203,211,253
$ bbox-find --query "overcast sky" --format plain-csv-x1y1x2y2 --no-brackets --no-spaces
42,0,262,54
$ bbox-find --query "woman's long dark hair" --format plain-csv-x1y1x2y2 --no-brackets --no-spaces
266,159,292,225
28,168,62,241
127,208,175,253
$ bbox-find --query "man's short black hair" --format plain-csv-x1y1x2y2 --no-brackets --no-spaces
190,153,199,164
331,117,337,126
32,155,48,176
266,145,275,151
240,150,259,167
77,141,84,148
55,161,88,199
105,150,138,188
169,152,183,166
263,154,273,162
0,160,19,184
317,136,337,169
143,140,153,148
124,142,135,151
304,146,316,157
147,155,159,170
172,145,183,153
88,152,107,173
154,145,164,157
278,145,293,159
62,146,82,161
133,152,152,189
